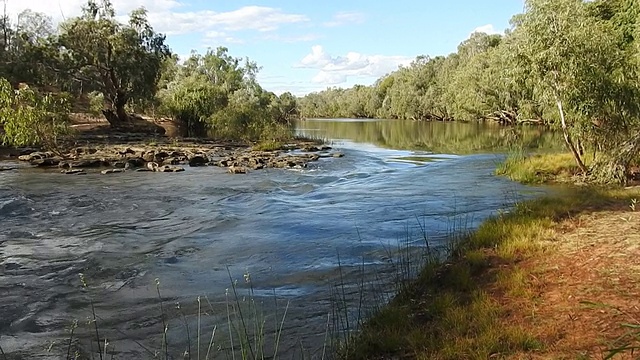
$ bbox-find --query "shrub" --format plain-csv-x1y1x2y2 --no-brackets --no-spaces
0,78,71,150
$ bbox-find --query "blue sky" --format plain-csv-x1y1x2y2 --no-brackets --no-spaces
13,0,525,95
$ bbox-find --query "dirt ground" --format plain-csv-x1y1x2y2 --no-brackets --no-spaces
509,200,640,359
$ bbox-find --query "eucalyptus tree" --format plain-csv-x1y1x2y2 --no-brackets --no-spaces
510,0,623,173
57,0,170,126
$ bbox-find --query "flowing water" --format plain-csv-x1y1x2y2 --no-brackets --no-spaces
0,119,557,359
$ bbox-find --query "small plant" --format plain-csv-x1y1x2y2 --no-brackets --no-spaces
252,140,284,152
87,91,105,117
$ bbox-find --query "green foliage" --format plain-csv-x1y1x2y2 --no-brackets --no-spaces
159,48,295,140
57,1,170,124
0,78,71,149
159,74,227,136
87,91,105,117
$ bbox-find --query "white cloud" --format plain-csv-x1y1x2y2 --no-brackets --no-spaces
471,24,500,36
299,45,333,68
204,31,244,45
261,33,322,43
298,45,412,86
6,1,309,37
312,72,347,85
148,6,309,35
323,11,365,27
5,0,180,22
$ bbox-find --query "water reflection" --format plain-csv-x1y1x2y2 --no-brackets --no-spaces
297,118,561,154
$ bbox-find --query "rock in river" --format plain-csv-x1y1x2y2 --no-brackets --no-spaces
158,165,185,173
228,166,248,174
188,154,208,167
61,169,86,175
31,157,61,167
59,158,109,168
101,168,126,175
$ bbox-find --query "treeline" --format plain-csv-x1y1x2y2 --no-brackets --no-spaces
0,0,299,146
300,0,640,184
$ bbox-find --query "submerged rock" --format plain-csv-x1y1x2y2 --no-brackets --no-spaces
158,165,185,173
101,168,126,175
162,157,181,165
31,157,61,167
61,169,86,175
228,166,248,174
59,158,109,168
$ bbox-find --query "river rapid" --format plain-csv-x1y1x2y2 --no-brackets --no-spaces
0,119,552,359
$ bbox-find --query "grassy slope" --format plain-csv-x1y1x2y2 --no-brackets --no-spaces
344,172,640,359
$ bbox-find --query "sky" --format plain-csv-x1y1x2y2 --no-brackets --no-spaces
6,0,526,95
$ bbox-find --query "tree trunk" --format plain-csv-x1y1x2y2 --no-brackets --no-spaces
555,96,588,173
101,109,120,127
114,90,129,123
101,90,129,128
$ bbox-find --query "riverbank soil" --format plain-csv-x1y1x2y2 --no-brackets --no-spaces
509,199,640,359
345,187,640,359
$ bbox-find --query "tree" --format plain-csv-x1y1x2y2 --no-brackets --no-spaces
57,0,170,126
511,0,622,173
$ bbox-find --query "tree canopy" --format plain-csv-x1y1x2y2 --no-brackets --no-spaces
0,0,298,143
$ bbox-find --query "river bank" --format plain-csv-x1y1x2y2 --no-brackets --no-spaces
344,177,640,359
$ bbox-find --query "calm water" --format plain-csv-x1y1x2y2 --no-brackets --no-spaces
0,119,554,359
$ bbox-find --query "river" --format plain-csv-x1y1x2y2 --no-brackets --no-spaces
0,119,556,359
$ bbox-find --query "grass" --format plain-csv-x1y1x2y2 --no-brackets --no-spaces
49,271,299,360
252,140,285,152
339,186,640,359
496,151,589,184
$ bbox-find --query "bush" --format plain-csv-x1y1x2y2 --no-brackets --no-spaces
208,89,294,141
87,91,105,117
0,78,71,150
158,76,227,137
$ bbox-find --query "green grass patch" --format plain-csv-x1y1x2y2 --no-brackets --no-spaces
496,151,588,184
252,140,285,151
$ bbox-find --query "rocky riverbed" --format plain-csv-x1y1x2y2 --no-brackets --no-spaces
4,133,344,175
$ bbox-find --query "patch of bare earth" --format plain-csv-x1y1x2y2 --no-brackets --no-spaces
509,207,640,359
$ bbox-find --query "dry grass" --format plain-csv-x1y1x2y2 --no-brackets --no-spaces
343,187,640,359
509,207,640,360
